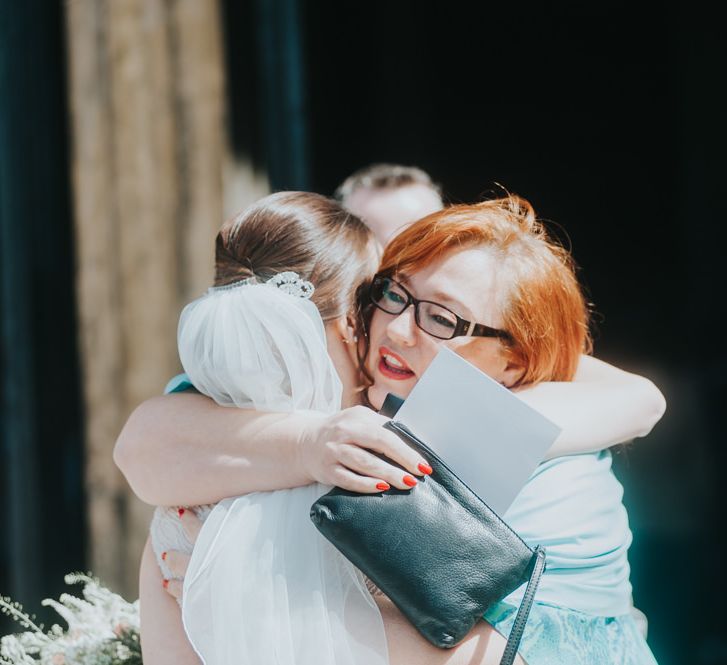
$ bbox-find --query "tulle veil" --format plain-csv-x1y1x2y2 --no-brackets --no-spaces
177,275,389,665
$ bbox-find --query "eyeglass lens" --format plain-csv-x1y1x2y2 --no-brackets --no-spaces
371,277,460,340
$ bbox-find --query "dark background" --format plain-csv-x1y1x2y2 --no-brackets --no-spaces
294,9,724,661
0,0,86,638
2,2,725,664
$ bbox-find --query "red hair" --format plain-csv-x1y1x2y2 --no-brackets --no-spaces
371,194,591,385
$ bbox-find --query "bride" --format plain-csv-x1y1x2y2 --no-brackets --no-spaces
146,190,401,665
117,192,665,664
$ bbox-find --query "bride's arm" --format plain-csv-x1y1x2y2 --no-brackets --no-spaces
515,355,666,459
113,393,429,507
139,536,200,665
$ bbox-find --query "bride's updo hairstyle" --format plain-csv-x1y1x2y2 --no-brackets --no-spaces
363,194,591,386
215,191,378,321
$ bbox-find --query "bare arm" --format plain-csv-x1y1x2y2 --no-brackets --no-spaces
139,537,201,665
113,395,429,506
516,355,666,459
114,355,664,505
114,393,314,505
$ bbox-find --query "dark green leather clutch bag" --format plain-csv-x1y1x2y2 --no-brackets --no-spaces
310,409,546,663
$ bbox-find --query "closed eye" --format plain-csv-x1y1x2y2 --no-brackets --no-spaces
428,312,456,328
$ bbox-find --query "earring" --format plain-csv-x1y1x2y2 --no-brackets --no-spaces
341,335,358,344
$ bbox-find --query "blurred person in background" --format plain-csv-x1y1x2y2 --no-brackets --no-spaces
335,163,444,245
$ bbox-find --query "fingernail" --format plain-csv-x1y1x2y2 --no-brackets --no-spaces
161,551,167,561
376,482,390,491
403,475,417,487
178,508,185,517
418,462,433,475
162,579,169,589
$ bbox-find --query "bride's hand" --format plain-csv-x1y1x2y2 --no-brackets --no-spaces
161,507,202,602
297,406,432,493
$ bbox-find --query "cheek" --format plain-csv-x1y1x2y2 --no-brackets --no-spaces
414,336,444,372
365,311,389,374
369,310,386,337
445,338,507,381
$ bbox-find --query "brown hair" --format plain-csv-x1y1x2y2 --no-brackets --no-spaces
215,191,379,321
357,194,591,386
334,163,443,204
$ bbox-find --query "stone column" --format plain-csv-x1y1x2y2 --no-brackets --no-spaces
65,0,265,596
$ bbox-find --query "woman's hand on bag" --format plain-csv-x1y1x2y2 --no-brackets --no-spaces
297,405,432,493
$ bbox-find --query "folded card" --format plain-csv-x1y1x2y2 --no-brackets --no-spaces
394,347,561,515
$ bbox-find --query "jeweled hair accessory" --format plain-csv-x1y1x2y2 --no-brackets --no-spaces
267,271,315,299
210,271,315,299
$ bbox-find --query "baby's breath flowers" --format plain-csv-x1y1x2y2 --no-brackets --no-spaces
0,573,141,665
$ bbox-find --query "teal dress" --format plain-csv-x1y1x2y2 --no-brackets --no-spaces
165,373,194,394
483,451,659,664
485,601,657,664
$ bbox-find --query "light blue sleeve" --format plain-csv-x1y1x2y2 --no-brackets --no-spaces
164,373,195,394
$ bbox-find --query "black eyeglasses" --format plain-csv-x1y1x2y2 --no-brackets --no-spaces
369,275,511,342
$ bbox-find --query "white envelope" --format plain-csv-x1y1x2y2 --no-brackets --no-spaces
394,347,561,515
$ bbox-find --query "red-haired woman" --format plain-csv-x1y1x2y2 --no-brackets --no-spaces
356,196,660,664
116,195,664,664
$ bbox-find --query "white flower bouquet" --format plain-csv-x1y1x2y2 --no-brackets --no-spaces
0,573,141,665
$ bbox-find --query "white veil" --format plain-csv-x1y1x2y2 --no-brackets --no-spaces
177,275,341,412
177,275,389,665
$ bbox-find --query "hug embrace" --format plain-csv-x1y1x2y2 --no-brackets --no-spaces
115,189,665,665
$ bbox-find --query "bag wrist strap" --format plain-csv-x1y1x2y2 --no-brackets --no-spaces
499,546,546,665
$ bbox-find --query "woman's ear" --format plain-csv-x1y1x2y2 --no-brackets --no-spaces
335,315,357,344
500,359,526,389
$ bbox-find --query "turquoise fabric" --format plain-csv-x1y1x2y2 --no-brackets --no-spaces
502,451,633,617
484,600,659,665
164,373,193,394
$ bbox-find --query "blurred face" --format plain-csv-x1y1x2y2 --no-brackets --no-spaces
365,247,523,410
345,184,443,246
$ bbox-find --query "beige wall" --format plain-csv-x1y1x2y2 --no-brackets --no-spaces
65,0,267,597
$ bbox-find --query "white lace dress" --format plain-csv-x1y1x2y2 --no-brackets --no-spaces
149,504,214,603
149,499,386,601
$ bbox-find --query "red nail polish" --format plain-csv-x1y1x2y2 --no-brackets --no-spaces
376,482,390,491
161,551,167,561
178,508,185,517
162,579,169,589
403,475,417,487
418,462,433,475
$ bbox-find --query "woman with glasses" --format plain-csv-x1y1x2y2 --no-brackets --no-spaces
355,197,660,664
116,193,663,664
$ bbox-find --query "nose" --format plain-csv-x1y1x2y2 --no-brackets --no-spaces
385,305,418,347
